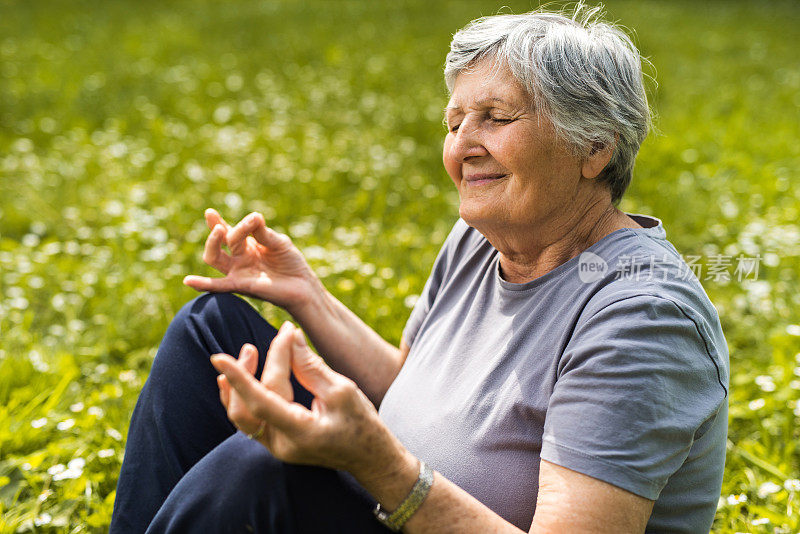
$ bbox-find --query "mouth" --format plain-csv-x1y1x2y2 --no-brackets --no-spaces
463,173,507,186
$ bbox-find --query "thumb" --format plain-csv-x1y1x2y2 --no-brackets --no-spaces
290,328,336,398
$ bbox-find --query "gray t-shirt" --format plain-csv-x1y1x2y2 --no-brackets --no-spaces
378,215,729,532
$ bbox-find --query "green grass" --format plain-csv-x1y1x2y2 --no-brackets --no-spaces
1,0,799,531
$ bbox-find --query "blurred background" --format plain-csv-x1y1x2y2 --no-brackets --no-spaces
0,0,798,531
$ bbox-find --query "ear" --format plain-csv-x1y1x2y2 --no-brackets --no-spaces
581,135,618,180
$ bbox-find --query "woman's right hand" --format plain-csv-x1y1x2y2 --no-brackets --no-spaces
183,208,321,313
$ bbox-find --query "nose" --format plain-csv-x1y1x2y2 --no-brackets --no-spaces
448,119,489,163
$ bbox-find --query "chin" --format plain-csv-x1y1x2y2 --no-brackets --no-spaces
458,201,493,228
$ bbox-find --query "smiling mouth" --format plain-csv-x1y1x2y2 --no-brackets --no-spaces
463,173,507,186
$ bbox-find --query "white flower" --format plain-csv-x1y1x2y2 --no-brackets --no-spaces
98,449,115,458
31,417,47,428
53,467,82,481
751,518,770,526
118,370,137,383
56,419,75,431
88,406,105,417
748,398,765,410
107,428,123,441
47,458,85,482
224,192,242,210
757,481,781,497
754,375,776,392
34,513,52,526
786,324,800,336
784,479,800,492
47,464,65,476
67,458,85,471
726,494,747,505
69,402,84,413
404,294,420,309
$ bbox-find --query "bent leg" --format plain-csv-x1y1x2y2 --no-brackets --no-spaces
146,432,392,534
111,293,313,533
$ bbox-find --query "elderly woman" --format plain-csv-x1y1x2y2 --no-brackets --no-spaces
111,7,728,534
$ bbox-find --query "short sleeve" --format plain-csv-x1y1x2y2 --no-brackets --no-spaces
540,294,728,500
402,219,471,347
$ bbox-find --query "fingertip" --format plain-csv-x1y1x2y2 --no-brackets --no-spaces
279,321,294,334
210,353,229,369
293,328,306,347
182,275,205,289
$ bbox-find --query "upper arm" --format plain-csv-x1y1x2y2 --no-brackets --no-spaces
530,460,653,534
398,338,411,369
541,295,727,499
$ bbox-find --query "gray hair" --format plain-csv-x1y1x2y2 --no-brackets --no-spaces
444,3,652,204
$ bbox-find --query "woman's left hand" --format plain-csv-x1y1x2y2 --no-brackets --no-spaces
210,322,412,485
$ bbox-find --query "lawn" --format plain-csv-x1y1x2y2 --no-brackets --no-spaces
0,0,798,531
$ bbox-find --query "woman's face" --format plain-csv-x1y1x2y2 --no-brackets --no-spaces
443,60,584,234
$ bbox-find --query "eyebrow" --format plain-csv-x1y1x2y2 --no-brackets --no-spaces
444,97,515,114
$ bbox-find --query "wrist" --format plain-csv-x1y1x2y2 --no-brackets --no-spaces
354,440,420,512
285,274,329,320
373,460,435,532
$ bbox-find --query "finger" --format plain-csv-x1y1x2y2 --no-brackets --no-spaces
251,218,291,252
182,275,238,293
290,327,337,399
217,374,231,409
211,354,310,431
261,322,295,400
203,224,233,272
217,359,260,430
238,343,259,376
226,213,264,256
205,208,231,232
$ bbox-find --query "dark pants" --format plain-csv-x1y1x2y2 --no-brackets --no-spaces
110,293,392,533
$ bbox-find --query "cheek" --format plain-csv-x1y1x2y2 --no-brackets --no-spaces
442,135,460,185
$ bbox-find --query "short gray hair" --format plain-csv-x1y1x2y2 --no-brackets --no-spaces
444,4,652,204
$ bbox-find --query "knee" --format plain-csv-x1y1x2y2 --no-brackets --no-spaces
163,292,265,352
154,292,280,383
176,292,252,334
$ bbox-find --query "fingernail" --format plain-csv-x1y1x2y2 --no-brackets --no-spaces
294,329,306,347
279,321,293,333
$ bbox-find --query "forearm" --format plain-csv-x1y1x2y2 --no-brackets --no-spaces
288,278,403,405
355,446,524,534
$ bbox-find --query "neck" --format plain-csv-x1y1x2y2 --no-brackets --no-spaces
489,201,638,284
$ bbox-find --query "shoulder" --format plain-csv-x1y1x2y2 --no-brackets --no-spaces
573,220,730,390
565,276,730,401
